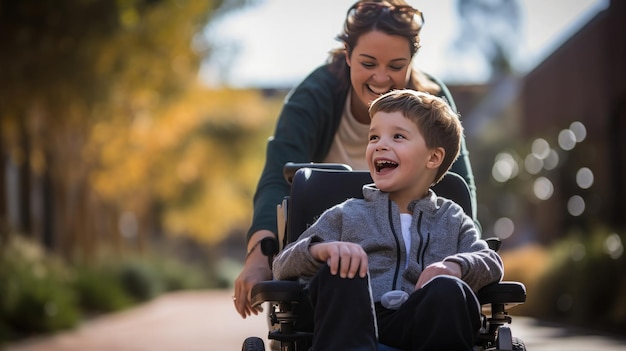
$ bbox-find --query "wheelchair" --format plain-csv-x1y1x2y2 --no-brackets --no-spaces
242,163,527,351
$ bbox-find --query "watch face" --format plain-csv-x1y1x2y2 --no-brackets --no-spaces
260,237,278,256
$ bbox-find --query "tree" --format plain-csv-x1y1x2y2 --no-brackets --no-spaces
453,0,522,78
0,0,264,256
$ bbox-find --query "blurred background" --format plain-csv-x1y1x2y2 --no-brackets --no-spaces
0,0,624,344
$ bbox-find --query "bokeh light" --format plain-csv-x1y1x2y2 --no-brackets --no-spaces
567,195,585,216
575,167,594,189
493,217,515,239
569,121,587,142
533,177,554,200
492,152,519,183
604,233,624,259
531,138,551,159
558,129,577,151
524,154,543,174
543,149,560,170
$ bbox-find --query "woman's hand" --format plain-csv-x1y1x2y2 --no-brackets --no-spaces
233,231,274,319
309,241,368,279
415,261,462,290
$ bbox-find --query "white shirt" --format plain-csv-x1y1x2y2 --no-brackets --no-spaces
400,213,412,268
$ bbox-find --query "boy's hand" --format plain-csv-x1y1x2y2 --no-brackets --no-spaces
415,261,462,289
309,242,368,278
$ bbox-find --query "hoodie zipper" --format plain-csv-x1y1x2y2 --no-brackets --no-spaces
415,212,431,268
415,212,424,267
387,199,402,290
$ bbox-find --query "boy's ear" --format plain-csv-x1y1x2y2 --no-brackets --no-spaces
427,147,445,169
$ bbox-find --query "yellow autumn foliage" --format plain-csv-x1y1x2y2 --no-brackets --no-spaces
87,85,284,244
1,0,276,253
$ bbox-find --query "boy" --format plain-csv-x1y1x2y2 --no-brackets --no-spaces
272,90,504,351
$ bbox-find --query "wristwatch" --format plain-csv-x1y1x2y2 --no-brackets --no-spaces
245,236,278,268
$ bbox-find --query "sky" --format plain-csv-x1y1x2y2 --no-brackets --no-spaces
200,0,608,88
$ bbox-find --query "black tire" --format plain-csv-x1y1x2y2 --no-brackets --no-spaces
512,337,526,351
496,325,513,350
242,336,265,351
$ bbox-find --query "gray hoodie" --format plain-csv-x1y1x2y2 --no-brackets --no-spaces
273,184,503,302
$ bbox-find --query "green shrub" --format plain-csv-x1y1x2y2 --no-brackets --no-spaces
531,228,626,332
119,260,163,301
73,263,135,312
0,235,221,344
0,237,81,340
72,252,212,310
143,254,211,291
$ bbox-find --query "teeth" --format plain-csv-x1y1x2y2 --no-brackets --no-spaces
368,85,390,95
375,160,398,171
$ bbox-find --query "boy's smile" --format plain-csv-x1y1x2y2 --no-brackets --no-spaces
374,158,399,173
366,111,442,211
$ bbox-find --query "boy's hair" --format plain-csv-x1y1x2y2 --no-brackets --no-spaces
368,89,463,184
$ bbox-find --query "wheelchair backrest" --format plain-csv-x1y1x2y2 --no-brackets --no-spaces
285,168,474,244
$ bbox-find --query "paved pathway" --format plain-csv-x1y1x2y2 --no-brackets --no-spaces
507,316,626,351
4,290,269,351
4,290,626,351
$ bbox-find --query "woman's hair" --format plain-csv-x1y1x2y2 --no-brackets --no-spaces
369,89,462,184
328,0,440,95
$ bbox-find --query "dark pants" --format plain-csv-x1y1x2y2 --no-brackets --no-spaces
305,265,480,351
377,276,481,351
305,264,378,351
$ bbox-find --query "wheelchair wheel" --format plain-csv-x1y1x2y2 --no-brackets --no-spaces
511,337,526,351
496,325,513,350
495,325,526,351
242,336,265,351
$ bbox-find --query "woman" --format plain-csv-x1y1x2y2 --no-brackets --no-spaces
234,0,477,319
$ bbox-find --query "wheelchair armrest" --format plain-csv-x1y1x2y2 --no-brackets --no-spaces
477,281,526,306
283,162,352,184
250,280,303,308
